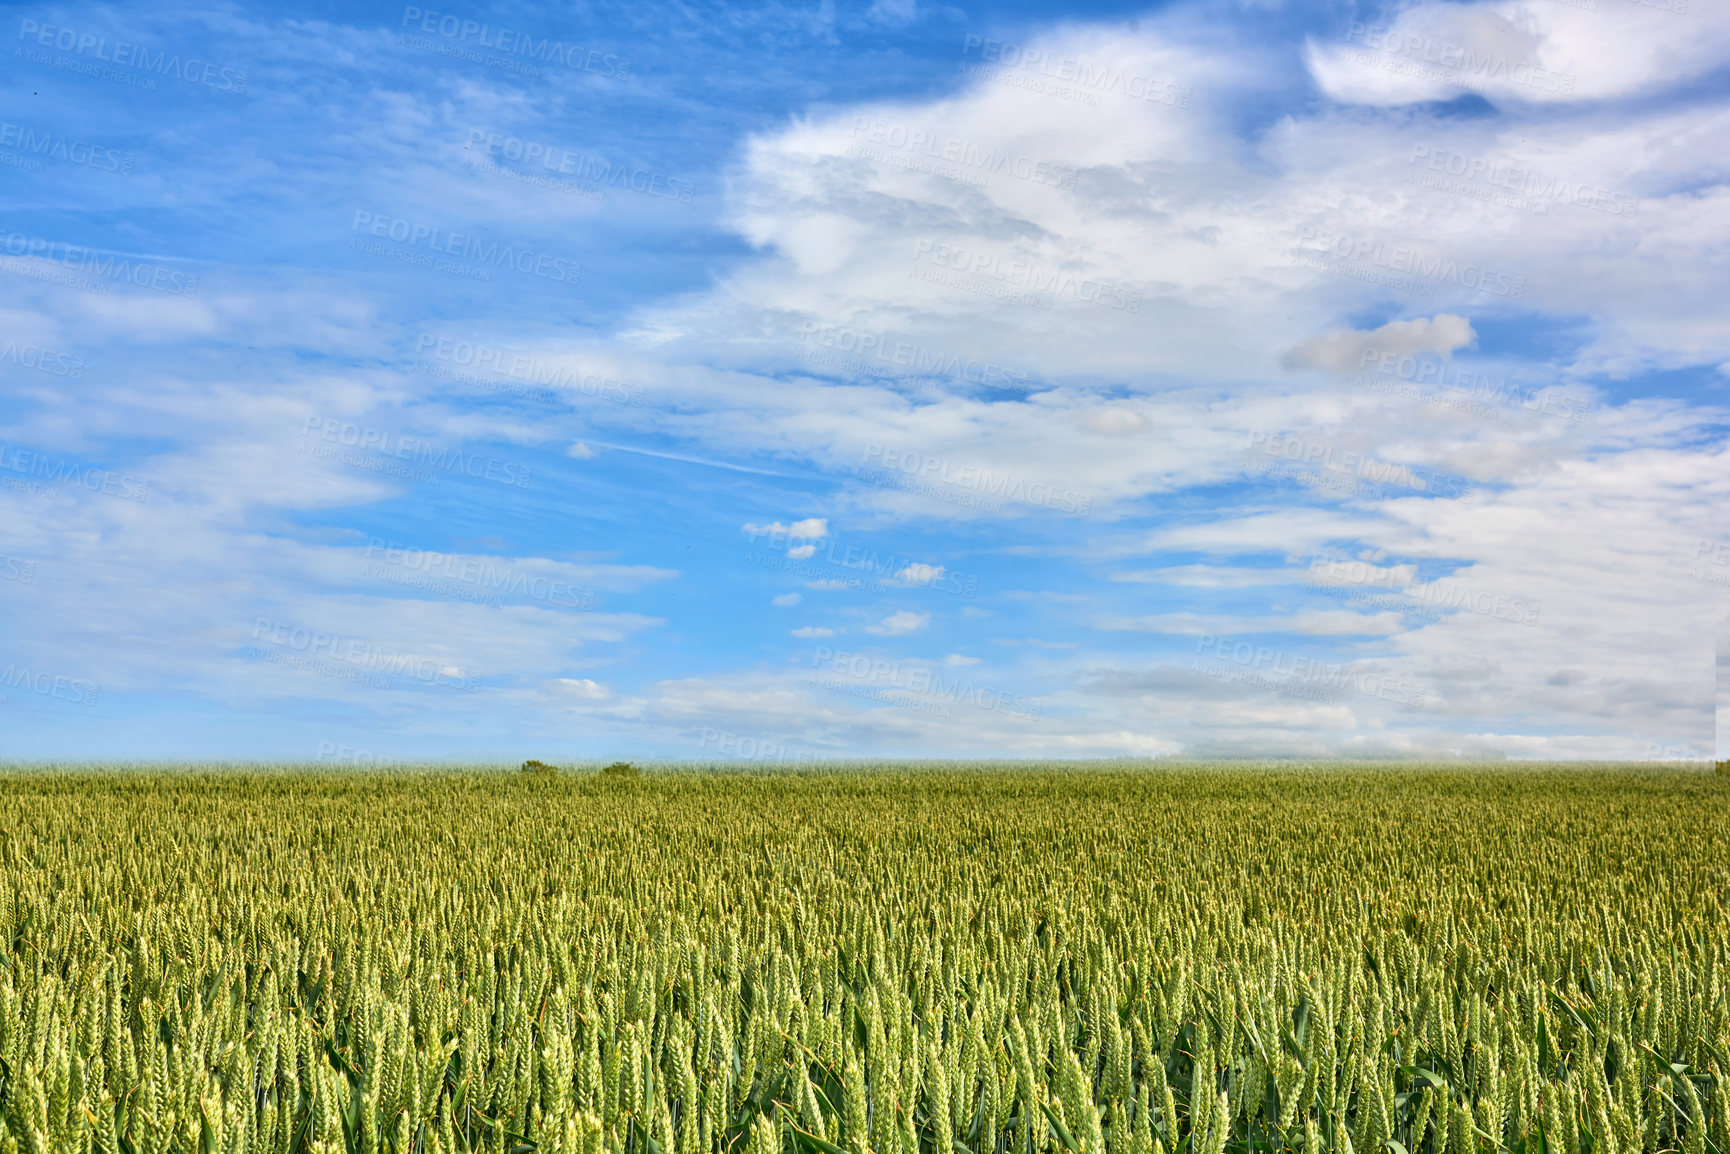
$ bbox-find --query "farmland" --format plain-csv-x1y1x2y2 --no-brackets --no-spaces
0,765,1725,1154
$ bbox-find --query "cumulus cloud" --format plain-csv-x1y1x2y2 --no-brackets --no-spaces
616,9,1730,542
553,678,610,700
866,611,930,636
742,518,829,539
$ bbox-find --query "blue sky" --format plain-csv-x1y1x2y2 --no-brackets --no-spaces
1,0,1727,762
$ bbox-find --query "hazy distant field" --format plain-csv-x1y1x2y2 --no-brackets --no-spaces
0,764,1724,1154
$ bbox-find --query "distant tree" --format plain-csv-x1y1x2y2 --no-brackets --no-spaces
521,759,558,776
600,761,640,778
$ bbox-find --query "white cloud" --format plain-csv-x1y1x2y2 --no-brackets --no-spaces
1284,315,1476,373
741,518,831,559
773,593,803,607
866,0,917,25
792,626,837,637
1078,407,1149,436
1305,1,1730,107
599,20,1723,558
0,375,679,726
743,517,829,544
1109,564,1308,588
866,610,930,635
1307,560,1420,590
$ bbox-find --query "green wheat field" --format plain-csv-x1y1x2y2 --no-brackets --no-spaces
1,763,1726,1154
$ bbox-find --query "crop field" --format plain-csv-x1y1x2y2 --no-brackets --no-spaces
0,765,1726,1154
